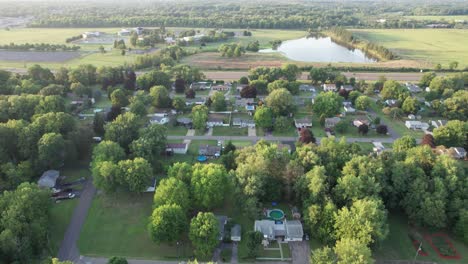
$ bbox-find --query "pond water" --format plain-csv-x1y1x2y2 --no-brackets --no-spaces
259,37,377,63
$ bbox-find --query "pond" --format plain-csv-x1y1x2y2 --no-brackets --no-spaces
259,36,377,63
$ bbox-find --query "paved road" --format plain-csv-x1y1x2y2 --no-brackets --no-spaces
168,135,397,144
57,179,97,263
203,71,429,82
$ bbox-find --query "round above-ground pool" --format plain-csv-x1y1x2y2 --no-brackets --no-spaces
269,209,285,220
197,155,207,162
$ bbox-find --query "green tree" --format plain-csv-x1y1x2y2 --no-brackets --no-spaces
393,135,416,152
211,91,227,111
68,64,97,86
281,64,301,81
149,204,187,243
168,162,193,184
130,124,167,170
93,161,121,193
433,120,467,147
381,80,408,101
311,246,335,264
274,116,291,132
129,99,148,117
154,177,191,211
137,70,172,90
401,97,418,114
105,112,141,149
149,85,171,108
313,91,343,118
419,72,436,88
355,95,370,110
191,105,209,131
38,133,65,169
189,212,220,259
334,238,374,264
35,95,66,114
70,82,90,97
172,97,186,112
110,88,129,107
442,90,468,121
449,61,459,70
265,88,294,116
254,106,273,129
191,163,228,209
246,231,263,257
118,158,153,192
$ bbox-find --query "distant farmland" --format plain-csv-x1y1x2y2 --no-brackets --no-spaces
352,29,468,67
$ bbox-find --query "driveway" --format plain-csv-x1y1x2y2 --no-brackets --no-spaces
289,241,310,264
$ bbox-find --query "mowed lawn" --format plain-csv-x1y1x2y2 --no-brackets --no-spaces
78,193,194,260
352,29,468,66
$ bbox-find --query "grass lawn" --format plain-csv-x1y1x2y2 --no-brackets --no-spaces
352,29,468,66
49,199,78,255
334,115,388,138
78,193,194,260
212,127,248,136
229,140,253,148
402,15,468,22
220,248,232,263
272,127,298,137
374,213,468,264
354,142,375,154
166,126,189,136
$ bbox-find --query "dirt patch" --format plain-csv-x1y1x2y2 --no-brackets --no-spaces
0,50,81,62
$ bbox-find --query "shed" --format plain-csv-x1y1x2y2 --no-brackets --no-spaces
38,170,60,188
231,224,242,242
284,220,304,242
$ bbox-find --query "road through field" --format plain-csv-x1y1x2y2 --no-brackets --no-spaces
203,71,428,82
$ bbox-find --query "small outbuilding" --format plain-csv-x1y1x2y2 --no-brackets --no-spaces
284,220,304,242
38,170,60,188
231,224,242,242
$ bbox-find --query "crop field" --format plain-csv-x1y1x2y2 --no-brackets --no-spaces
352,29,468,66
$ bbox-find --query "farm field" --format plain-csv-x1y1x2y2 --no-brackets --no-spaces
352,29,468,66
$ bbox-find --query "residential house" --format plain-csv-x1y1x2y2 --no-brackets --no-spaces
38,170,60,188
372,142,386,154
353,119,369,128
299,84,316,92
149,116,169,125
164,37,176,45
325,117,341,129
165,143,188,154
212,83,231,91
199,145,221,157
449,147,467,160
344,105,356,113
233,118,255,128
341,85,354,92
231,224,242,242
190,82,212,90
294,118,312,128
185,98,206,106
133,27,144,35
323,83,337,92
82,31,101,39
176,117,192,127
207,117,225,127
384,99,398,107
431,120,448,129
405,121,429,130
235,98,255,107
216,215,228,241
405,83,422,93
284,220,304,242
408,114,416,120
254,220,276,240
118,29,131,36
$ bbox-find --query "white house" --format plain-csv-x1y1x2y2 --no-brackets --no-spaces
284,220,304,242
344,105,356,113
431,120,448,129
185,98,205,106
405,121,429,130
353,119,369,128
212,83,231,91
384,99,398,107
450,147,467,160
149,116,169,125
372,142,386,154
133,27,144,35
166,143,188,154
207,117,225,127
405,83,422,93
82,32,101,39
323,83,337,92
341,85,354,92
294,118,312,128
38,170,60,188
254,220,276,240
164,37,176,45
190,82,212,90
254,219,303,242
299,84,316,92
118,29,131,36
233,118,255,128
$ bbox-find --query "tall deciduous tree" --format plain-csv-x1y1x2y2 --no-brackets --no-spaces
313,91,343,118
154,177,191,211
191,105,208,131
211,91,226,111
149,85,171,108
149,204,187,243
433,120,467,148
254,106,273,130
334,238,374,264
130,124,167,170
191,163,228,209
265,88,294,116
105,112,141,149
189,212,220,259
38,132,65,169
299,128,316,144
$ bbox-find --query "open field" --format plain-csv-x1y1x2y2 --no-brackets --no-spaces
352,29,468,67
403,15,468,22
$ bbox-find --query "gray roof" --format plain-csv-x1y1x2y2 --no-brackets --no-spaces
38,170,59,188
199,145,222,156
177,117,192,124
285,220,304,239
231,224,241,238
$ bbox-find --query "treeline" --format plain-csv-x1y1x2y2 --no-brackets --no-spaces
0,43,80,51
328,27,395,60
134,45,189,69
65,34,83,43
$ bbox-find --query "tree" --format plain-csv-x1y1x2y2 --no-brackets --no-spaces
246,231,263,257
355,96,370,110
107,257,128,264
442,90,468,121
381,80,408,101
39,84,65,96
401,97,418,114
421,134,436,148
376,125,388,135
265,88,294,116
0,183,50,263
191,163,228,209
130,124,167,169
149,204,187,243
129,99,148,117
172,65,204,84
348,91,362,104
311,247,335,264
105,112,141,149
254,106,273,130
150,85,171,108
35,95,66,114
281,64,301,81
433,120,467,148
172,97,186,112
130,32,138,46
211,91,227,111
174,78,186,93
449,61,459,70
189,212,220,259
334,238,374,264
38,133,65,169
313,91,343,118
419,72,436,88
137,70,171,90
435,63,442,71
299,128,316,144
240,85,257,98
393,135,416,152
154,177,190,211
118,158,153,192
191,105,209,131
334,121,348,134
358,124,369,135
239,76,249,85
110,88,129,107
70,82,90,97
168,162,193,184
68,64,97,86
185,88,196,98
274,116,291,132
334,198,388,245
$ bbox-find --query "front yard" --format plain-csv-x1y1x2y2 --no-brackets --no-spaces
212,126,248,136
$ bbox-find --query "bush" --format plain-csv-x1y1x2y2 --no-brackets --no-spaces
376,125,388,135
334,121,348,133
